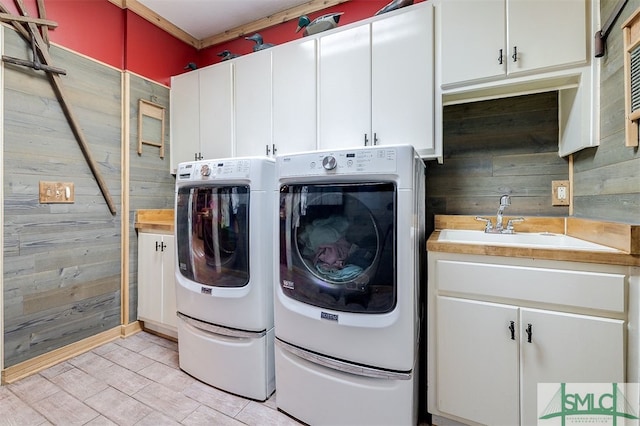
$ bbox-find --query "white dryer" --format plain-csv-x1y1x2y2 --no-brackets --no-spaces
274,145,426,425
174,157,275,401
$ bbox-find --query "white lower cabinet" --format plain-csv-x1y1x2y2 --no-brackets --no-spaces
428,253,629,426
437,297,520,426
137,232,177,335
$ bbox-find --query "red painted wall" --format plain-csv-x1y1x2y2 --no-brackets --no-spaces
4,0,424,86
125,11,199,86
4,0,126,69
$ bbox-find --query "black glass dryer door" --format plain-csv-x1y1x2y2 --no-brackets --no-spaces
176,185,250,287
279,182,396,314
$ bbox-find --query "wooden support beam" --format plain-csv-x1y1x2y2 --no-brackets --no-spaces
6,0,117,215
2,53,66,74
119,0,199,48
36,0,50,45
0,12,57,27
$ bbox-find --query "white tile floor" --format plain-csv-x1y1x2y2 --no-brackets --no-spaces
0,331,301,425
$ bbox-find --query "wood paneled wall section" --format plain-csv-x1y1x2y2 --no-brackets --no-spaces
572,0,640,223
127,74,173,323
3,28,122,366
2,28,175,367
426,92,569,234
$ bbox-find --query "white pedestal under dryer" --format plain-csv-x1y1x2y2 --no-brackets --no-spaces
274,145,426,425
174,157,275,401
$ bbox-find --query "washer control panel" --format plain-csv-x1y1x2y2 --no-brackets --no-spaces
177,159,251,180
279,147,398,177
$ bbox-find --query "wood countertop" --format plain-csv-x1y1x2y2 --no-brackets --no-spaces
427,215,640,267
134,209,174,233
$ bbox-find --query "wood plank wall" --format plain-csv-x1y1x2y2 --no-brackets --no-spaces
3,28,122,367
572,0,640,223
2,28,175,367
426,91,569,234
127,74,174,323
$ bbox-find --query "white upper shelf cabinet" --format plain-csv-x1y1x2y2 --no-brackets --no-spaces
438,0,587,88
169,2,439,168
318,4,436,158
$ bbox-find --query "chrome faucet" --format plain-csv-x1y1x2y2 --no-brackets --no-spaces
475,194,524,234
495,194,511,231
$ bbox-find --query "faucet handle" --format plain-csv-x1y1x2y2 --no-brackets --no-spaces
475,216,494,232
505,217,525,233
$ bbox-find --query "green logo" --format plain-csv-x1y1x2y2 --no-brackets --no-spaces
539,383,639,425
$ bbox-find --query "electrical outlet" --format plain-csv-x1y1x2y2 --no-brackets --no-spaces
39,181,75,204
552,180,570,206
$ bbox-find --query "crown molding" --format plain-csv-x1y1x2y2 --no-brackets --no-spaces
109,0,350,50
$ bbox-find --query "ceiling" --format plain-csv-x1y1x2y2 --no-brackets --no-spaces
136,0,315,41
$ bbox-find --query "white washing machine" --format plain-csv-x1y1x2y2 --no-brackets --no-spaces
174,157,275,401
274,145,426,425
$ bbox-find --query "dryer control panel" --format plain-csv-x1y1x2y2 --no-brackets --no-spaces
176,159,251,181
278,147,400,177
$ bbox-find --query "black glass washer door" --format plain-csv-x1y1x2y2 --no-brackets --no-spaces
279,182,396,314
176,185,249,288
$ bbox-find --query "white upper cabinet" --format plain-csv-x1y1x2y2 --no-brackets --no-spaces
508,1,586,75
272,38,318,156
199,62,234,160
170,63,233,173
234,50,273,157
319,3,435,156
371,5,435,156
439,0,587,87
318,23,371,150
170,71,200,173
170,2,439,164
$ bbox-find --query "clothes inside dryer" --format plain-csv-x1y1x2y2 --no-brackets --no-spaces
176,185,249,288
279,182,396,313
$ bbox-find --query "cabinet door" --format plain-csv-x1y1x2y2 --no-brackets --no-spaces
372,5,434,153
439,0,505,86
137,233,163,323
508,0,586,76
235,51,272,157
318,23,371,150
520,308,625,426
161,235,177,328
170,71,200,173
437,296,520,426
199,63,233,160
272,39,318,155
